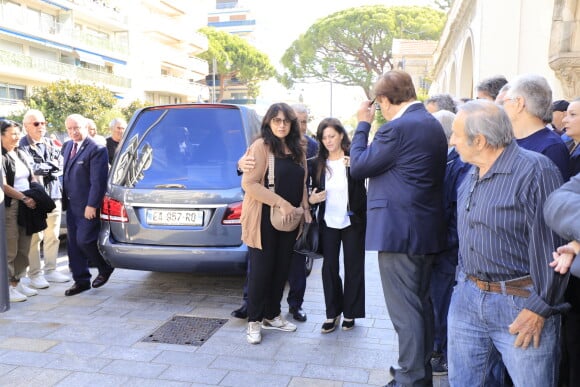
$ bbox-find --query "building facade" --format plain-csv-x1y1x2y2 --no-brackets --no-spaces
207,0,256,101
0,0,210,117
429,0,580,100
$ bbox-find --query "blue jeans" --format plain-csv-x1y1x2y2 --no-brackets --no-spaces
448,271,560,387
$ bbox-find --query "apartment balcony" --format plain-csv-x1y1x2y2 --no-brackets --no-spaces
0,49,131,90
0,17,129,57
146,22,208,53
143,75,208,101
141,0,192,16
41,0,129,29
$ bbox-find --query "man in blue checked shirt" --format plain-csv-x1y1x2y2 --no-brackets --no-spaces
447,100,568,387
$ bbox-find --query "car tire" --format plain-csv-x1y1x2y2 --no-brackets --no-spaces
305,255,314,277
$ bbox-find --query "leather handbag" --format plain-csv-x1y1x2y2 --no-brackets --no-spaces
294,207,321,258
268,153,303,232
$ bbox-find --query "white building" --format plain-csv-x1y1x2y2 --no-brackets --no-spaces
429,0,580,100
0,0,210,117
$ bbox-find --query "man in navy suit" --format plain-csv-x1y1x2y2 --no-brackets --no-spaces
350,71,448,387
62,114,113,296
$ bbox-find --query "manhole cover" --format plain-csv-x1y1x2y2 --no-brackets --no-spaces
142,316,228,346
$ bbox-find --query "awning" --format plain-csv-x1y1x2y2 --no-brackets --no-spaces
74,49,105,66
0,27,72,52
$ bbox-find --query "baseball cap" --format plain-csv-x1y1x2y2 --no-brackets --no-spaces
552,100,569,112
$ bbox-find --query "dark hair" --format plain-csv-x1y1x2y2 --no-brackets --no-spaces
374,70,417,105
476,76,508,100
0,119,21,135
314,117,350,182
260,102,304,162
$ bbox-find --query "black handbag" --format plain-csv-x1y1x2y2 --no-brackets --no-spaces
294,208,322,258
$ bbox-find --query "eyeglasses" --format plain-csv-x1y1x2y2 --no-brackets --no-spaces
32,122,46,127
299,120,308,125
271,117,291,126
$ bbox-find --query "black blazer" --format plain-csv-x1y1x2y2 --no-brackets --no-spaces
308,155,367,225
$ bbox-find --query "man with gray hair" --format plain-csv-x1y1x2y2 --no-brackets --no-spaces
105,117,126,165
425,94,457,114
20,109,71,287
502,74,569,181
428,109,469,376
476,75,508,101
447,100,567,386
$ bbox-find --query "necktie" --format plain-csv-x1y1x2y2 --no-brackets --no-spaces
71,142,78,158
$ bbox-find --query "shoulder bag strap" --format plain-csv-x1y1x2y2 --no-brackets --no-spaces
268,152,275,192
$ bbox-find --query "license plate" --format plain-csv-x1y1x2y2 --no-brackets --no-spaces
146,209,204,226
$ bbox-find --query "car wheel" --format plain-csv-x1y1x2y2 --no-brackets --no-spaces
305,255,314,277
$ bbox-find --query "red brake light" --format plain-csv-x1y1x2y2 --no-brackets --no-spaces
101,196,128,223
222,201,242,225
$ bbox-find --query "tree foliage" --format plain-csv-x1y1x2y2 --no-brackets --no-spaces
198,27,276,101
121,99,152,123
280,6,446,98
24,80,117,133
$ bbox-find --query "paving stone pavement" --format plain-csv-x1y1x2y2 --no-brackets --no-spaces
0,247,450,387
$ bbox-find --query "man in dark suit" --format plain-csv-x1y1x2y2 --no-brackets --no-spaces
62,114,113,296
350,70,448,387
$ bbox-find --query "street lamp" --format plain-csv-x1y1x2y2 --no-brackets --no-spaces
328,64,336,117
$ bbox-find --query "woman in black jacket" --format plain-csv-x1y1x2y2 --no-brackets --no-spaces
1,119,38,302
308,117,367,333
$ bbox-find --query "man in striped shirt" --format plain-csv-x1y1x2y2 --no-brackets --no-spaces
447,100,568,386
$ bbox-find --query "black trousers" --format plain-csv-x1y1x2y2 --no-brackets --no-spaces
320,220,365,319
560,276,580,387
242,250,306,308
247,212,298,322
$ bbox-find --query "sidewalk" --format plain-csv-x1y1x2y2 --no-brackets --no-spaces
0,250,449,387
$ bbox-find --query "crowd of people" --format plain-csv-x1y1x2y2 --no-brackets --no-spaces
3,69,580,387
2,112,125,301
234,71,579,387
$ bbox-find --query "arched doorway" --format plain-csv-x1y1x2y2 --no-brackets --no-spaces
459,37,474,99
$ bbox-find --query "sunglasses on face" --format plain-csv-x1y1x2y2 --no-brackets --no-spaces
32,122,46,127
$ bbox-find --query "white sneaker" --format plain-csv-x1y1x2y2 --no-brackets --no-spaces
29,275,50,289
262,315,297,332
16,282,38,297
247,321,262,344
9,286,27,302
44,271,71,283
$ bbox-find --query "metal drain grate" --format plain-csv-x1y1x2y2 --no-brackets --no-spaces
142,315,228,346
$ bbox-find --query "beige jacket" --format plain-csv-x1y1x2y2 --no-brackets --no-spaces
240,138,309,249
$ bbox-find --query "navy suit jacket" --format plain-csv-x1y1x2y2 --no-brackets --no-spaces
350,102,448,255
62,137,108,216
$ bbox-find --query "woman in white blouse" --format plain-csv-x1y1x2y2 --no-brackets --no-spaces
1,119,38,302
308,117,367,333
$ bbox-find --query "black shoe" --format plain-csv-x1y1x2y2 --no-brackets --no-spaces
431,352,448,376
384,380,402,387
342,318,355,330
64,282,91,296
92,270,114,288
321,316,340,333
289,307,307,322
231,304,248,319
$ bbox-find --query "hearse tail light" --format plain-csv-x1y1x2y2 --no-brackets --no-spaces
101,196,129,223
222,201,242,225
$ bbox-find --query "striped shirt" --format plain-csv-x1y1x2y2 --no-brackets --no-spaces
457,141,568,317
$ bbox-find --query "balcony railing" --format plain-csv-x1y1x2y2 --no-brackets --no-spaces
0,49,131,89
0,12,129,56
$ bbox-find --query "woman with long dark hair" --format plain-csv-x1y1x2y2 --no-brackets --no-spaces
240,102,311,344
308,117,367,333
1,119,38,302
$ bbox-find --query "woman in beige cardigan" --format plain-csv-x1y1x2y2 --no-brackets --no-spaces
241,102,311,344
